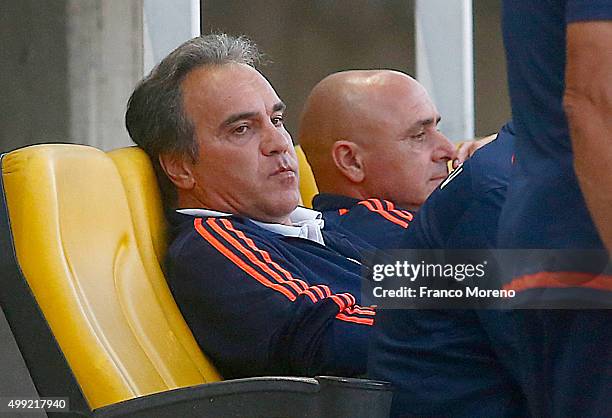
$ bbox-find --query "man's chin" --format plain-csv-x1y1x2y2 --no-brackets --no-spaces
260,196,300,223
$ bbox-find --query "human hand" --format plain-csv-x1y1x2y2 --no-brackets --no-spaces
452,133,497,169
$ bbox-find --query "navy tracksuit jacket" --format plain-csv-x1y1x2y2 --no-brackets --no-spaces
313,195,414,250
166,212,375,379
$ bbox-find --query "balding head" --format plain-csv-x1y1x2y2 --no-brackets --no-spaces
298,70,455,210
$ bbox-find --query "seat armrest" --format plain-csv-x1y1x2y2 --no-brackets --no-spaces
317,376,392,418
94,376,392,418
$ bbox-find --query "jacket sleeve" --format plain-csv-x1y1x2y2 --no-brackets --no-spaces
167,217,374,379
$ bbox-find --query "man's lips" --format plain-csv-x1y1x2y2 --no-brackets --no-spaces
271,166,297,177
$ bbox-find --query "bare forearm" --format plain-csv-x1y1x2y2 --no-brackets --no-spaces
564,21,612,252
565,93,612,251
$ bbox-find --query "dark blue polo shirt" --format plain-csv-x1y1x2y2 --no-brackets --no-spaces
497,2,612,417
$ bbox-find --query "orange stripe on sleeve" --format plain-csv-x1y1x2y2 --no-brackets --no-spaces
329,295,347,310
218,219,330,307
341,293,356,306
336,313,374,325
503,271,612,293
318,284,333,297
200,218,375,325
321,285,376,315
345,306,376,316
311,286,326,299
219,219,310,293
358,199,409,228
384,200,414,221
207,219,317,302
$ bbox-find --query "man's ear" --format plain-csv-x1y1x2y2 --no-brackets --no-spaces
332,140,365,183
158,153,195,190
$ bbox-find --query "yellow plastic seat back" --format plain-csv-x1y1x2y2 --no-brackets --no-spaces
1,144,219,410
295,145,318,208
108,146,220,381
107,147,169,273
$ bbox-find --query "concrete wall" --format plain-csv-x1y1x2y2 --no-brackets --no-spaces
202,0,416,139
473,0,511,135
1,0,143,152
202,0,509,140
66,0,143,150
1,1,70,151
0,1,509,152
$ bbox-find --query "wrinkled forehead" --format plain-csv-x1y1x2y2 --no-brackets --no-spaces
356,80,438,136
181,63,282,129
384,79,438,120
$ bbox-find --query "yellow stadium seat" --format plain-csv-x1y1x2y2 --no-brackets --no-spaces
1,144,218,408
108,147,169,269
0,143,391,417
295,145,318,208
108,146,222,384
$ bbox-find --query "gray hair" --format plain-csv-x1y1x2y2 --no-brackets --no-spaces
125,33,261,207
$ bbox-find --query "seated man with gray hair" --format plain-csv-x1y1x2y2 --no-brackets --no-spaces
125,34,375,379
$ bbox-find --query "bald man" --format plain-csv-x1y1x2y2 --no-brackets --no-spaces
299,71,525,417
298,70,455,249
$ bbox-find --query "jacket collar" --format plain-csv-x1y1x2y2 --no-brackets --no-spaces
175,206,326,245
312,193,363,212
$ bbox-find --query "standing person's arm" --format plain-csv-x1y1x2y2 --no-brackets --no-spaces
564,20,612,252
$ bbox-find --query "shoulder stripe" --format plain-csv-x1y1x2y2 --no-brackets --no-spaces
357,199,409,228
220,219,310,293
329,295,347,310
338,208,349,216
440,165,463,189
194,218,297,301
384,200,414,221
316,284,332,297
196,218,375,324
208,218,317,302
220,219,376,318
341,293,357,306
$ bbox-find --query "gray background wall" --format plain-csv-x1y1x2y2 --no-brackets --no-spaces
473,0,511,135
203,0,510,140
1,1,70,151
0,0,510,153
203,0,417,139
1,0,142,153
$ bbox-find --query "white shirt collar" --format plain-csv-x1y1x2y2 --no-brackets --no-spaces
176,206,326,245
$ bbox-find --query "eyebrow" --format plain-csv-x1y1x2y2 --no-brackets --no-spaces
221,101,286,127
408,115,442,131
273,101,286,113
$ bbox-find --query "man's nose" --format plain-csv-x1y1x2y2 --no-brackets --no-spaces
432,131,457,162
261,126,291,156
